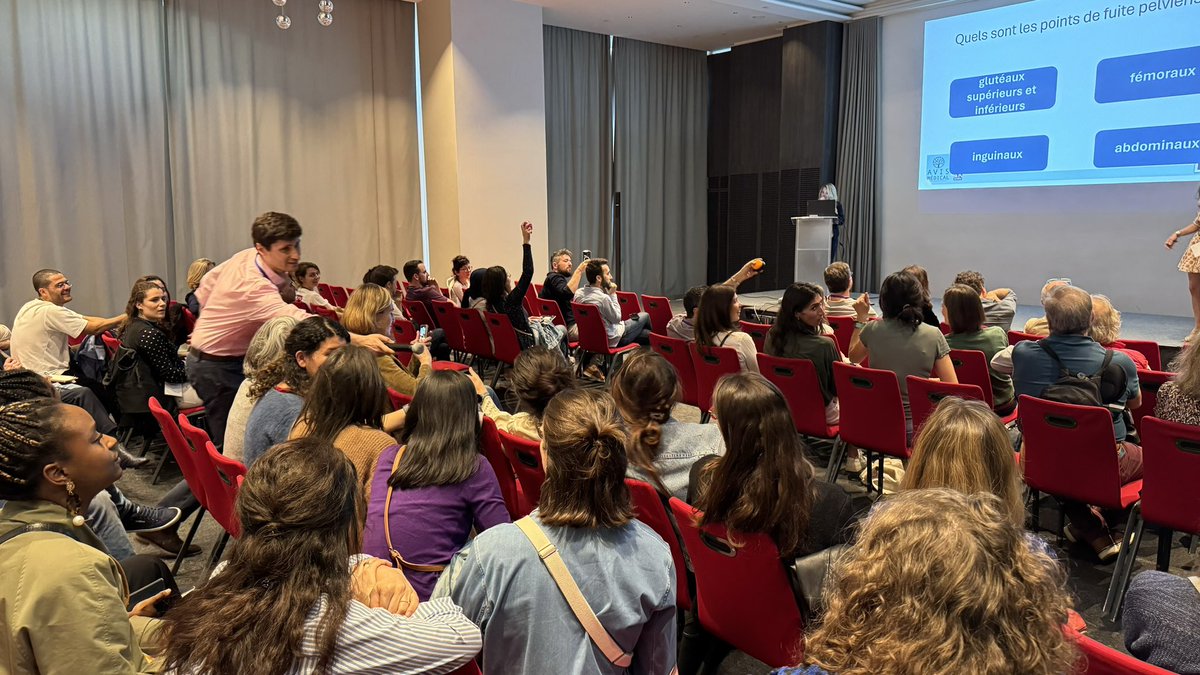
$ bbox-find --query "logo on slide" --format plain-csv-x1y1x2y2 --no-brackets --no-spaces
926,154,957,183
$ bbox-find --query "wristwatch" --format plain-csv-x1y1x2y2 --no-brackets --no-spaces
854,321,868,331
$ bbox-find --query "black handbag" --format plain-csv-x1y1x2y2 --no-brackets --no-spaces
788,544,846,619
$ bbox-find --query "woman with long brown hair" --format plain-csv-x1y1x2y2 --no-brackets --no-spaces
899,397,1025,528
942,283,1014,413
610,348,723,500
433,388,676,673
694,284,759,373
289,345,396,502
778,489,1076,675
362,371,509,600
158,437,481,674
690,372,856,559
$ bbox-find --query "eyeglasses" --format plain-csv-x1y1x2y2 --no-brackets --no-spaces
1046,277,1072,285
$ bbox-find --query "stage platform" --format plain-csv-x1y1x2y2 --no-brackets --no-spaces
737,289,1193,352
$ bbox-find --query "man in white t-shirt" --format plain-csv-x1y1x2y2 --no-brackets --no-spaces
10,269,126,376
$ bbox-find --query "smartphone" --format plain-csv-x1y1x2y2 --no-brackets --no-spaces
419,324,429,340
582,249,591,260
127,578,166,611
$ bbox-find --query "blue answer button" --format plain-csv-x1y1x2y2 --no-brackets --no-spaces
949,136,1050,175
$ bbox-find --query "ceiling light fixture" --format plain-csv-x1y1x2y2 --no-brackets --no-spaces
271,0,334,29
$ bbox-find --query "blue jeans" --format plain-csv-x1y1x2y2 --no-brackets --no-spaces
90,489,135,560
617,312,651,347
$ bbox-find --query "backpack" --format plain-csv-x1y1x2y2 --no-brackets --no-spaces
1037,341,1127,409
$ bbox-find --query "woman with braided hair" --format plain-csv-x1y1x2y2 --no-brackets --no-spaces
610,348,723,501
0,388,178,673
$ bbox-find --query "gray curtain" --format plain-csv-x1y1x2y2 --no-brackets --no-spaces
613,37,707,298
543,25,610,267
165,0,422,293
0,0,171,319
836,17,881,290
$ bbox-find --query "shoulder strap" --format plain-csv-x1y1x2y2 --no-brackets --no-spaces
1036,341,1072,377
515,516,634,668
383,446,446,574
1099,348,1114,374
717,332,733,348
0,522,82,547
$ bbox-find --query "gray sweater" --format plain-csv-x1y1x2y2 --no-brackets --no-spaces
1123,570,1200,674
243,388,303,467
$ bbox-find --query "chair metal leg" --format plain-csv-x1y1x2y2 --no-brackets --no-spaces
490,362,504,389
825,438,846,483
1157,527,1174,572
864,451,873,494
1056,500,1066,542
1103,506,1145,623
171,507,206,576
150,438,173,485
875,456,885,495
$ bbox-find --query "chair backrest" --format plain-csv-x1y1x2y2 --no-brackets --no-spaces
688,343,742,415
294,299,312,313
949,348,997,408
668,498,805,667
431,300,466,353
1120,339,1161,371
317,283,334,304
1139,416,1200,535
391,319,418,367
757,353,835,437
740,321,770,352
832,361,909,457
402,300,437,330
498,429,545,506
938,321,951,335
100,332,122,360
1008,329,1044,346
311,305,338,321
329,286,350,309
179,415,246,537
640,294,674,335
1072,631,1174,674
533,283,544,296
147,397,206,506
482,417,530,519
1018,395,1127,509
1132,369,1172,434
906,376,986,435
650,333,699,408
625,479,692,612
536,298,568,328
615,291,641,321
826,316,855,356
456,308,495,360
571,302,614,355
387,388,412,411
485,312,522,366
523,285,540,317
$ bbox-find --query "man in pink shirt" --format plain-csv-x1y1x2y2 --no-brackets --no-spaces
187,212,390,445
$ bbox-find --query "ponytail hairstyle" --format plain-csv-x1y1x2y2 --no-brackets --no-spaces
0,397,69,501
538,388,633,529
696,372,815,558
159,437,362,675
249,316,349,400
609,349,679,495
879,271,927,331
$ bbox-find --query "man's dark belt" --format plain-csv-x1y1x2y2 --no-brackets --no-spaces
188,347,244,363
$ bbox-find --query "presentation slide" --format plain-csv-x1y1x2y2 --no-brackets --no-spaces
918,0,1200,190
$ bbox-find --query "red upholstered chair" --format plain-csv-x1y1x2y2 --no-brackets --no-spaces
498,429,545,507
456,308,496,373
948,348,1018,422
533,283,544,296
178,415,246,580
1070,630,1173,675
938,321,951,335
100,332,122,359
832,362,910,492
1131,369,1172,435
482,417,530,519
756,354,842,452
650,333,700,409
669,499,805,667
1007,329,1044,346
1018,395,1143,535
294,299,312,313
688,343,741,424
1121,339,1161,371
402,300,437,330
329,286,350,308
484,312,522,388
390,319,418,367
739,321,770,352
431,300,467,359
523,285,540,317
826,316,856,356
317,283,334,305
1104,416,1200,620
906,376,986,435
615,291,641,321
311,305,338,321
387,388,412,411
640,294,674,335
448,661,482,675
625,479,692,612
535,298,578,350
572,302,639,377
148,397,208,574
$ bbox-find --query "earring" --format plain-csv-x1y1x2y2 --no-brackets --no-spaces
64,479,86,527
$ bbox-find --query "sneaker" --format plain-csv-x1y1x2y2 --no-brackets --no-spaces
120,504,182,534
1065,524,1121,563
136,529,202,557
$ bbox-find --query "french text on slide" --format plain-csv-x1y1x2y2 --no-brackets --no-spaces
952,0,1199,46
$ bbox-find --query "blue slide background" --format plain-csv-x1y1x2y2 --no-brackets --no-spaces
918,0,1200,190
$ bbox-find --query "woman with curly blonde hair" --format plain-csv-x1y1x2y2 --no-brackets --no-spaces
778,489,1077,675
1089,294,1150,369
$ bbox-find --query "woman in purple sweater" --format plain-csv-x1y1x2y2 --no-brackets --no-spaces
362,371,510,599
